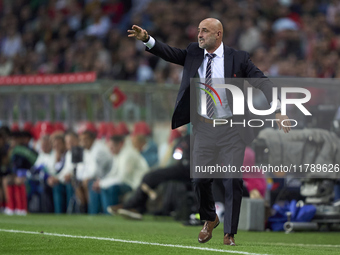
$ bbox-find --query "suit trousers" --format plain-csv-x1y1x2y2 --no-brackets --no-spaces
192,120,246,234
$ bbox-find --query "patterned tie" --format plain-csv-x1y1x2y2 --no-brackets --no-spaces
205,53,216,118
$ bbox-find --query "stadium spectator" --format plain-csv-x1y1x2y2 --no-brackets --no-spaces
0,129,10,212
131,121,158,168
92,127,149,214
1,25,22,58
31,133,55,213
57,130,79,184
77,125,112,214
85,7,111,39
47,134,74,214
1,0,340,79
238,18,261,54
0,55,13,76
6,130,38,215
34,135,54,176
107,125,190,219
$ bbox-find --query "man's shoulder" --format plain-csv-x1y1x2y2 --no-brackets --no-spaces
186,42,202,54
225,46,249,58
121,146,146,164
186,42,199,49
93,140,111,156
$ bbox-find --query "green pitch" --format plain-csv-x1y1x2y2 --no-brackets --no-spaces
0,214,339,255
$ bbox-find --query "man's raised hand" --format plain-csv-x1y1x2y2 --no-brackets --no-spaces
127,25,149,42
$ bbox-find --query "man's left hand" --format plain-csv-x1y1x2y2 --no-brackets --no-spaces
275,113,291,133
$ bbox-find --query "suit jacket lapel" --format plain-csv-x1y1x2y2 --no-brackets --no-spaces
224,45,234,79
190,52,204,78
224,45,234,110
189,52,203,114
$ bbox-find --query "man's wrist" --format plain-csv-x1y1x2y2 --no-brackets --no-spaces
144,36,155,49
275,109,281,114
142,34,150,43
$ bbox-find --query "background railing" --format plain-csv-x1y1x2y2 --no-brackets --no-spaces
1,78,340,134
0,80,179,127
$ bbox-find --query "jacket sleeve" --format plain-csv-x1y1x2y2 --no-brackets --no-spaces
242,51,277,105
146,39,188,66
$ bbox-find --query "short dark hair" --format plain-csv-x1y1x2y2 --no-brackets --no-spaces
0,126,10,137
53,134,65,143
110,135,125,144
65,130,78,139
82,130,96,140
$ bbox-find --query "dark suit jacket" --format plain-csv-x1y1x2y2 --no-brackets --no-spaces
147,40,275,145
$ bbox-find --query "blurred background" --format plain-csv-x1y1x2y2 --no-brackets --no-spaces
1,0,340,125
0,0,340,233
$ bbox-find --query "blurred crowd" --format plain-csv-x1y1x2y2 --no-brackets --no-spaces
0,121,269,217
0,120,164,215
1,0,340,83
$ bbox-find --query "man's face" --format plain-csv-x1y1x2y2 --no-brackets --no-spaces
41,136,52,153
108,140,123,155
198,20,218,50
53,138,65,153
79,133,93,150
65,135,78,151
131,135,146,152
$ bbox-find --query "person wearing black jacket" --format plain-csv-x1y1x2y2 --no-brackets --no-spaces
128,18,290,245
107,127,191,220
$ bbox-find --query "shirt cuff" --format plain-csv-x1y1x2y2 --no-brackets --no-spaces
270,99,281,111
144,36,155,49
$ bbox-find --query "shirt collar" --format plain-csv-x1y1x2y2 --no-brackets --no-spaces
204,42,224,58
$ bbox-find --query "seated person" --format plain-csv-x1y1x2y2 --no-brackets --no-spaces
7,130,38,215
47,134,74,213
77,126,112,214
131,122,158,169
55,131,79,184
107,125,190,219
30,133,55,213
92,128,149,214
0,128,11,212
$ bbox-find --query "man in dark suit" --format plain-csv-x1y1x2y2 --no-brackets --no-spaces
128,18,290,246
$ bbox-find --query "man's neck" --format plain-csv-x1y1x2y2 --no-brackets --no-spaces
87,140,95,150
206,42,222,54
